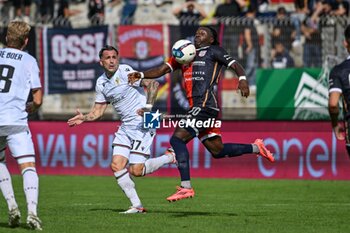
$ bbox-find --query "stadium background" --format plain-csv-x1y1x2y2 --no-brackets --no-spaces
1,0,350,180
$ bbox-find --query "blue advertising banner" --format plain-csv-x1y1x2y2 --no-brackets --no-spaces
42,26,109,94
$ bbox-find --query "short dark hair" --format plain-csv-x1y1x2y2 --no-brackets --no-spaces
99,45,119,58
345,25,350,44
201,26,219,45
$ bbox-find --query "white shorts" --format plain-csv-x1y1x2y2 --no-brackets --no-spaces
0,130,36,164
113,126,155,164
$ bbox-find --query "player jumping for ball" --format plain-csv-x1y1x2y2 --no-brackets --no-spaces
128,26,275,202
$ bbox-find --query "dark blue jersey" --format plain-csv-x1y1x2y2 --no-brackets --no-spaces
329,57,350,118
167,45,235,109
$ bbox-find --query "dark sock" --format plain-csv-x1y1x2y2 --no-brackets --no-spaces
170,136,190,181
214,143,253,159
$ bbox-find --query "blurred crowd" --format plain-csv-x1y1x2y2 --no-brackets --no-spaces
0,0,348,71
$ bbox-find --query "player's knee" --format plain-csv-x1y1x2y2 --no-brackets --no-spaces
170,135,184,148
129,165,143,177
208,145,224,159
110,161,124,172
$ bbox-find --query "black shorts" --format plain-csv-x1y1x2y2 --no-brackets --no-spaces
180,107,221,140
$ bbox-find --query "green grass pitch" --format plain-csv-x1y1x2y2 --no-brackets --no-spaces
0,175,349,233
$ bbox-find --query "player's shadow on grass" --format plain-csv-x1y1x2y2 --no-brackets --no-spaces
157,210,238,217
89,208,238,217
0,222,28,230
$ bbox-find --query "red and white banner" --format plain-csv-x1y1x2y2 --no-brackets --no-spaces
5,121,350,180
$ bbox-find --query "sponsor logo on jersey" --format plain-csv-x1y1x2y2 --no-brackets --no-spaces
192,61,205,66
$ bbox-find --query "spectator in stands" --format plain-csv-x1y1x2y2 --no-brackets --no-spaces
290,0,309,47
213,0,246,19
173,0,207,26
271,6,294,52
53,0,81,28
271,42,295,68
241,6,259,90
301,14,322,67
312,0,349,18
88,0,105,25
330,0,349,16
38,0,55,24
119,0,137,25
13,0,32,23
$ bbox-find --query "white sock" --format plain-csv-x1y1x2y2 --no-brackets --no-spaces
142,154,173,176
114,169,142,208
0,162,18,210
22,167,39,216
181,181,192,189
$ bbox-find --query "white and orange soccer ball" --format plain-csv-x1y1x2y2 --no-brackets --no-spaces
171,39,196,64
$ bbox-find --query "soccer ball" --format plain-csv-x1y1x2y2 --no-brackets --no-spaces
171,39,196,64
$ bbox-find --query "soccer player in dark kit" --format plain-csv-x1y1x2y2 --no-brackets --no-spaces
128,26,275,202
328,24,350,158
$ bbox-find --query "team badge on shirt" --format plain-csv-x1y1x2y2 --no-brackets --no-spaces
115,77,120,85
198,50,207,57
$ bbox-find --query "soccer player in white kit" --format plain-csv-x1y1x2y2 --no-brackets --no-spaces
67,45,176,214
0,21,43,230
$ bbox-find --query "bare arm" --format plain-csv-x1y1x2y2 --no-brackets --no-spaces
141,79,160,105
328,92,344,140
26,88,43,113
135,79,160,116
143,63,172,78
229,60,249,98
128,63,172,84
67,102,108,127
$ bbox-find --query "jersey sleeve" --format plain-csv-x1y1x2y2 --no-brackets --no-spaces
30,60,41,89
212,46,235,67
95,80,107,103
166,56,181,72
120,64,142,87
328,66,343,93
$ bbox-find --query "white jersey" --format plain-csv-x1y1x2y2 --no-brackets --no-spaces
0,48,41,126
95,64,146,127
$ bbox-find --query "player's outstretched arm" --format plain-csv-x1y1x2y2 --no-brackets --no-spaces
67,103,107,127
128,63,171,85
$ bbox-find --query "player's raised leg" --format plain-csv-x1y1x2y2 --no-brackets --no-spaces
203,136,274,162
141,148,176,176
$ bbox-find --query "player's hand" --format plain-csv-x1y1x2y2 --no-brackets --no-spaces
26,102,38,113
333,123,345,140
136,106,152,116
128,72,142,85
67,109,84,127
238,79,250,98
